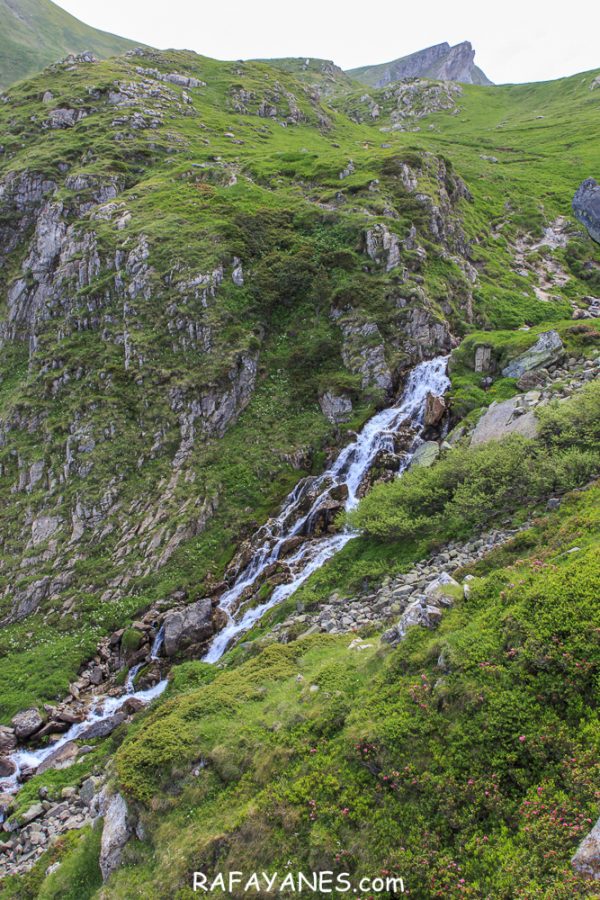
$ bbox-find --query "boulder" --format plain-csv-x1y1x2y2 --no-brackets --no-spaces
0,756,16,777
409,441,440,468
163,599,214,657
0,727,16,754
424,572,461,605
470,396,539,446
79,712,126,741
516,370,545,391
100,792,131,881
12,708,44,739
501,330,564,378
424,393,446,427
573,178,600,244
319,391,353,424
36,740,79,774
572,815,600,879
20,802,44,825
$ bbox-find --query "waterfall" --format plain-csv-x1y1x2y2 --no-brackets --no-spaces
204,356,449,662
1,356,448,792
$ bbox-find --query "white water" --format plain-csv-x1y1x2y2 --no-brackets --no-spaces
1,357,448,791
1,626,168,794
204,355,450,663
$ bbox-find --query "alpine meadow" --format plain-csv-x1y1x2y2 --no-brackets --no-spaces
0,2,599,897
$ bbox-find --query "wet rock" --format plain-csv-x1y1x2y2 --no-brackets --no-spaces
502,330,564,378
36,741,79,774
0,793,14,817
163,598,214,657
121,697,145,715
0,727,16,754
12,708,44,740
424,392,446,426
100,792,131,881
572,178,600,244
0,757,16,777
572,815,600,879
78,713,126,741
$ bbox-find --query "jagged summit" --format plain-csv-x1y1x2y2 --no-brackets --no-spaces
347,40,493,87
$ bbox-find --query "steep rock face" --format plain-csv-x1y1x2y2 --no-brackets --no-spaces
348,41,492,88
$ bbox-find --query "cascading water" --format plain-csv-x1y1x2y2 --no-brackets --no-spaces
204,355,450,662
1,625,169,794
1,356,449,793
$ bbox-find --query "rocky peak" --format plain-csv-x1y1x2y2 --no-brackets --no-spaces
348,40,493,88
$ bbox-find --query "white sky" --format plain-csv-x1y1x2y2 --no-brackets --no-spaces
57,0,600,85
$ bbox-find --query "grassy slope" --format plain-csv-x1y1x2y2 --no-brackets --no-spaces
0,0,142,88
0,51,599,897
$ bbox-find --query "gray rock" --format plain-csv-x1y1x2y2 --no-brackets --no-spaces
319,391,353,424
31,515,62,546
0,727,16,754
502,331,564,379
21,803,44,825
12,708,44,739
36,741,79,774
474,345,492,373
572,815,600,879
409,441,440,468
0,757,16,777
573,178,600,244
78,713,126,741
163,598,214,657
470,396,539,446
100,792,130,881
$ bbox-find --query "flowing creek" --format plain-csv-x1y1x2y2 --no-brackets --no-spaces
1,356,449,793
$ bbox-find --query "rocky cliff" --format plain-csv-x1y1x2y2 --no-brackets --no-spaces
348,40,493,87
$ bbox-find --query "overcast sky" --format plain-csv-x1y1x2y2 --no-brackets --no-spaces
58,0,599,85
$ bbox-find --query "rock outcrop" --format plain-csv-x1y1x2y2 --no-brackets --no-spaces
163,599,216,657
502,331,564,378
573,178,600,244
100,792,131,881
470,396,539,446
348,41,492,88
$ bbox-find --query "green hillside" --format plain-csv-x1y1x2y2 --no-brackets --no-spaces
0,0,142,88
0,44,598,898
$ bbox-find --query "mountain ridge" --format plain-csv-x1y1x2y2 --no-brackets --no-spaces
0,40,598,898
348,40,493,87
0,0,143,88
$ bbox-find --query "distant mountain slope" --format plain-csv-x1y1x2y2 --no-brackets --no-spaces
0,0,143,88
348,40,493,87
